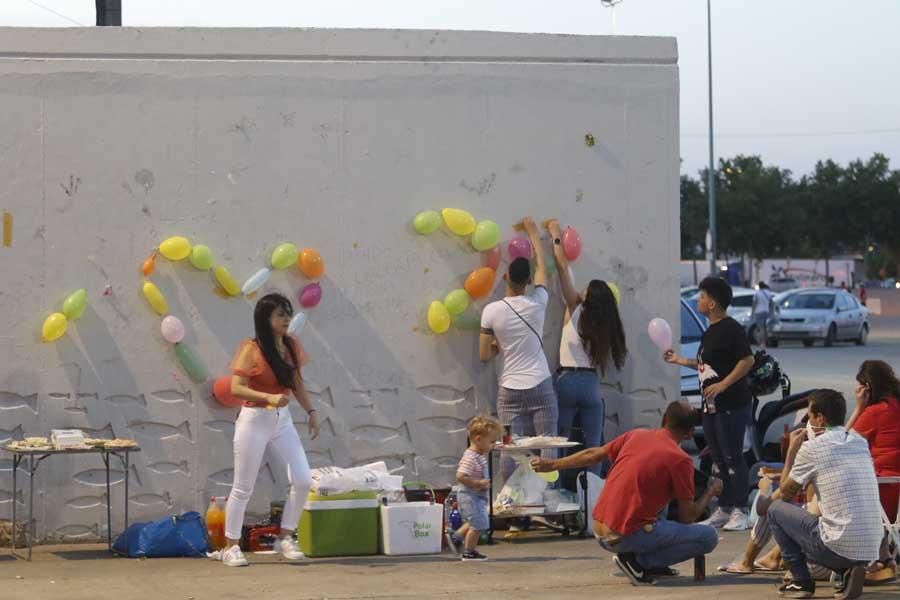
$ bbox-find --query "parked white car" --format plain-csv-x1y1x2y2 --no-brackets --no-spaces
770,288,870,347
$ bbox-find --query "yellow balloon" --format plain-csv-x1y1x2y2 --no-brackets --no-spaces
214,265,241,296
607,282,621,306
41,312,68,342
142,281,168,315
441,208,476,236
537,470,559,483
159,236,192,261
427,301,451,334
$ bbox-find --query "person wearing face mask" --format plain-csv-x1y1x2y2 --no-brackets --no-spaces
757,389,883,600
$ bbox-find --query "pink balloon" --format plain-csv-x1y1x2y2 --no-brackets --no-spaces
299,283,322,308
648,318,673,352
213,376,242,408
508,236,533,261
483,246,501,270
160,315,185,344
562,226,582,261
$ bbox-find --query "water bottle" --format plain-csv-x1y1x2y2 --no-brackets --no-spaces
449,502,463,531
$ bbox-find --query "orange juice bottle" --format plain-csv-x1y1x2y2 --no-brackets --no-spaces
206,496,226,550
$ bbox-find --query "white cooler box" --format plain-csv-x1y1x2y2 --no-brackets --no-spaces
379,501,443,555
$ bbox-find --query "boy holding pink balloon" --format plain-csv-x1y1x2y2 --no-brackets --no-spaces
664,277,755,532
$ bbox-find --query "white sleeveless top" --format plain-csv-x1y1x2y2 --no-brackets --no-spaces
558,305,594,369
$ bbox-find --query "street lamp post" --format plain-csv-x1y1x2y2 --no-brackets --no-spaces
706,0,717,277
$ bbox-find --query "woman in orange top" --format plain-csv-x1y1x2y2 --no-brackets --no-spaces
221,293,320,568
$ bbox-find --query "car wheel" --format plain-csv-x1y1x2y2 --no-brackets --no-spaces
855,324,869,346
802,340,815,348
824,323,837,347
747,324,758,345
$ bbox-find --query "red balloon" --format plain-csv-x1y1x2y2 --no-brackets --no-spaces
213,376,241,408
483,246,501,270
563,226,582,261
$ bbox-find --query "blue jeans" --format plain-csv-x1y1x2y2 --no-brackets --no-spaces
597,517,719,570
457,491,490,531
556,370,605,478
767,500,861,583
702,404,751,509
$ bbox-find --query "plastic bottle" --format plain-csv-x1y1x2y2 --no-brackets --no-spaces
449,501,463,531
206,496,226,550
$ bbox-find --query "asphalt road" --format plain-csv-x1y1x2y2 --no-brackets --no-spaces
764,315,900,401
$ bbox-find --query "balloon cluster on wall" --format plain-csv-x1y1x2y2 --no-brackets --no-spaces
140,236,325,383
41,289,88,342
415,209,588,334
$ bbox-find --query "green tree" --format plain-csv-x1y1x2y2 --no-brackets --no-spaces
680,174,707,259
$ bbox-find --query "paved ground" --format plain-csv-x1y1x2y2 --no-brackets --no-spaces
763,315,900,401
3,530,898,600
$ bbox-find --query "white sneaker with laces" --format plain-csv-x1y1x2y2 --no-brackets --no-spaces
222,544,248,567
276,536,306,561
722,509,751,531
701,507,731,529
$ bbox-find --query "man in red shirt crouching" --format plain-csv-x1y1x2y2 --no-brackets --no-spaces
532,401,723,585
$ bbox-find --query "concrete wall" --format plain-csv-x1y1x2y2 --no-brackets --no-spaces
0,28,679,542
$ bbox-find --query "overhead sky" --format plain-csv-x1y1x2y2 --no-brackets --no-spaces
4,1,899,177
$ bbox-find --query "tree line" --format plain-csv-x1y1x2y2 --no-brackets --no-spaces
681,153,900,279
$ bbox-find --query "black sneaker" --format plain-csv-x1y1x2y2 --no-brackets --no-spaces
461,550,488,562
613,553,657,586
778,579,815,598
445,532,462,556
646,566,680,577
834,566,865,600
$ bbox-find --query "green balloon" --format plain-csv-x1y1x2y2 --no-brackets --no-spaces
444,289,470,316
271,242,299,270
174,342,208,383
471,220,500,251
413,211,442,235
452,311,481,331
189,245,214,270
62,288,88,320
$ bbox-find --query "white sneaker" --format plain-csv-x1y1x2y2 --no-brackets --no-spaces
722,509,751,532
276,537,306,561
701,507,731,529
222,544,248,567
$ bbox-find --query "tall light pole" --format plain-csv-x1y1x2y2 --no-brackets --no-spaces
706,0,718,276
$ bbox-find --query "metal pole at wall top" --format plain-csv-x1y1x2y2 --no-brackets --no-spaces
706,0,718,277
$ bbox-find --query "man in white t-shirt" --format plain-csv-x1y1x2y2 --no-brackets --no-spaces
480,217,557,460
760,389,883,600
751,282,774,347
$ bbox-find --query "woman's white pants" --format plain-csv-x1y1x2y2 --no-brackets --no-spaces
225,406,313,540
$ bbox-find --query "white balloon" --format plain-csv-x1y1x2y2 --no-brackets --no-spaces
288,312,307,335
241,267,271,296
648,317,673,352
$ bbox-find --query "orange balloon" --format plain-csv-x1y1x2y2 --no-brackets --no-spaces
298,248,325,278
141,250,157,277
465,267,496,300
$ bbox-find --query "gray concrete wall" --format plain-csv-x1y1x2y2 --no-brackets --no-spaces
0,27,679,542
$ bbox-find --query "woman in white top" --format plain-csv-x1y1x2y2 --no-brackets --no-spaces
546,220,627,477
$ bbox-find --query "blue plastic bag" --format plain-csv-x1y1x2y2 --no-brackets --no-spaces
113,511,209,558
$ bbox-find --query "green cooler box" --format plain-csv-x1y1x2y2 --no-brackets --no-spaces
298,491,379,557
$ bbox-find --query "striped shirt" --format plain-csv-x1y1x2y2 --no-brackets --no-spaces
457,449,489,497
789,427,883,562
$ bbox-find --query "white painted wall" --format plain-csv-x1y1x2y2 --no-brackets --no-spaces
0,28,679,542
